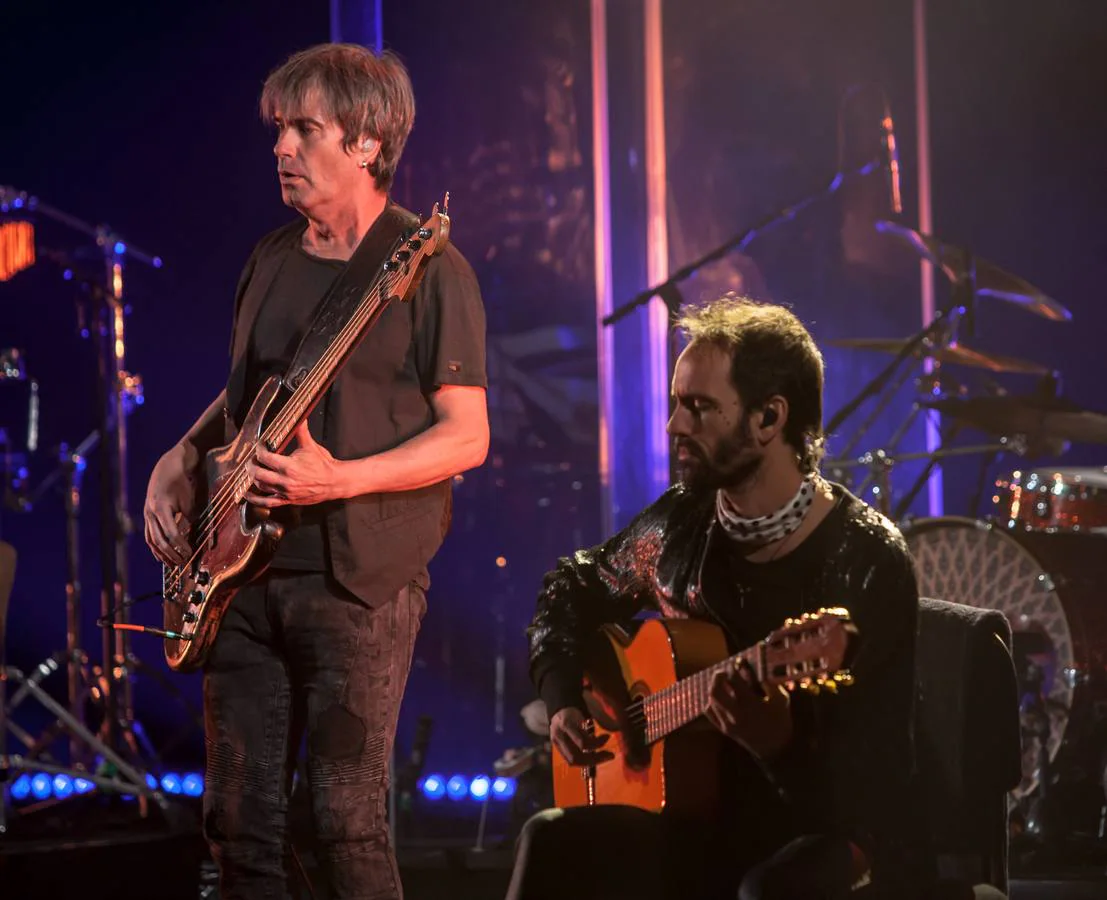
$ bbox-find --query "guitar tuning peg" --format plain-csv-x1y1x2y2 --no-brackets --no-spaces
834,672,854,686
822,679,837,694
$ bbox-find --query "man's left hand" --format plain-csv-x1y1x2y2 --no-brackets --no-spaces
705,662,793,761
248,422,343,507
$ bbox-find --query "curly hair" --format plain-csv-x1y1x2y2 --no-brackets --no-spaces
260,43,415,191
679,295,826,473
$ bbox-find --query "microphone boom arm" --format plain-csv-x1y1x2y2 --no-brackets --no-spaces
602,158,880,328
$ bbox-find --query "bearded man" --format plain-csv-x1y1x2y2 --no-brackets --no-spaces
509,296,931,900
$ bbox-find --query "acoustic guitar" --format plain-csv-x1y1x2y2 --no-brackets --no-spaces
552,608,857,818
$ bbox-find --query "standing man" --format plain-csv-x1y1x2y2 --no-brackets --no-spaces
143,44,488,899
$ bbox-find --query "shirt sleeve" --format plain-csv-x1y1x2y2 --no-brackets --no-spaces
412,243,488,392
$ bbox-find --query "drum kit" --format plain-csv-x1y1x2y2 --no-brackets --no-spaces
826,220,1107,854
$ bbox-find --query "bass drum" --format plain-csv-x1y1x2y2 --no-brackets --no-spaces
902,516,1107,799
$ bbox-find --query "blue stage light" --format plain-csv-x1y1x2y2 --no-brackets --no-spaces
445,775,468,801
469,775,491,800
145,773,158,790
52,774,74,799
74,778,95,794
114,241,126,255
419,774,446,800
492,777,516,800
31,773,52,800
160,773,182,794
182,773,204,797
10,774,32,801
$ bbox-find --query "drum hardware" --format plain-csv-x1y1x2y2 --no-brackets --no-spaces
0,187,202,828
829,215,1073,522
904,517,1107,852
1062,666,1088,690
826,441,1016,518
0,349,28,382
1,433,169,834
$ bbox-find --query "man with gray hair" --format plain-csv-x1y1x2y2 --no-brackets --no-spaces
143,43,488,898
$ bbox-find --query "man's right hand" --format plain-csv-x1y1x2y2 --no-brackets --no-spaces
548,707,614,767
144,442,198,567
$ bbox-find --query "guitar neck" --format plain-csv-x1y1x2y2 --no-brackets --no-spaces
263,275,394,452
639,643,764,745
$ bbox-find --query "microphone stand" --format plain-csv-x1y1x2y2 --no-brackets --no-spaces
1,186,169,776
602,158,882,328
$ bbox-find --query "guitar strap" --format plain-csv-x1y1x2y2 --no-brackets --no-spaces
283,202,419,391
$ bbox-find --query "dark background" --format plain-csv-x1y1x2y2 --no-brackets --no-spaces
2,0,1105,803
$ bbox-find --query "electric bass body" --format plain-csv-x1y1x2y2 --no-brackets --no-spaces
161,377,289,673
161,201,451,673
552,609,856,818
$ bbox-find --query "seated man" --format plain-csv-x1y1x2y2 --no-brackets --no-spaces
512,296,932,900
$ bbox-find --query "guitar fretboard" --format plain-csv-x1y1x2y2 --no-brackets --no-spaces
638,644,763,744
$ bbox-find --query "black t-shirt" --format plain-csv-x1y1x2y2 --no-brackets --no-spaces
714,492,848,648
229,206,488,584
242,245,343,569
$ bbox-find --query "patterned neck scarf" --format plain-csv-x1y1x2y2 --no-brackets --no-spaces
715,474,817,545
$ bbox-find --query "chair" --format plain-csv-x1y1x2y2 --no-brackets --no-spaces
914,596,1023,898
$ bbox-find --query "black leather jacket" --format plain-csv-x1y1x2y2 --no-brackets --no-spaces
527,481,930,891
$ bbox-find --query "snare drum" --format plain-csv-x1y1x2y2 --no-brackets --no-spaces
993,467,1107,533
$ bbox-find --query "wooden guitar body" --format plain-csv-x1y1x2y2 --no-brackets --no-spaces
551,609,856,818
553,618,731,817
162,376,287,672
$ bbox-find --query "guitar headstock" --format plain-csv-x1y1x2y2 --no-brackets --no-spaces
383,194,451,302
762,607,858,694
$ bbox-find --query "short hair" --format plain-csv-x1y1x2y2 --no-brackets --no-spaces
679,295,826,473
260,43,415,191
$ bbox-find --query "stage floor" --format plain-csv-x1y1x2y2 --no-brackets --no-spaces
1,821,1104,899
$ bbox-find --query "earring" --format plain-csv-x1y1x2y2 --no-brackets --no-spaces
359,159,370,169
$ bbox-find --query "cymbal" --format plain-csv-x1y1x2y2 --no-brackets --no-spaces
875,221,1072,323
923,395,1107,445
828,337,1051,375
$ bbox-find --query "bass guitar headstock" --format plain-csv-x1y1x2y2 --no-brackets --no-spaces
383,193,451,302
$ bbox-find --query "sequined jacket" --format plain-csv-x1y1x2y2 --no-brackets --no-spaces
527,481,929,890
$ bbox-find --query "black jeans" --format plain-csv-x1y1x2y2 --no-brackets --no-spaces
504,806,864,900
202,571,425,900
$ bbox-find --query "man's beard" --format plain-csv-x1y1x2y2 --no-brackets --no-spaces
675,415,761,491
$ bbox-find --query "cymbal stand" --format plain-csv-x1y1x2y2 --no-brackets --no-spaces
825,307,955,439
850,399,928,503
2,432,169,832
830,354,921,463
1,188,167,764
825,254,997,512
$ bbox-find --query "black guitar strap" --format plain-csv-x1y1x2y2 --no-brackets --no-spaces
283,202,419,390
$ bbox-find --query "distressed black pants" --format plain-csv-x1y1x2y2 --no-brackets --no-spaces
202,571,424,900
